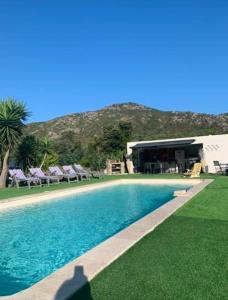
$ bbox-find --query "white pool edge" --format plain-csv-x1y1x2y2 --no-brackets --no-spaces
0,178,213,300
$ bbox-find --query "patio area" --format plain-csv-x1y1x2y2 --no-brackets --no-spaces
130,139,202,174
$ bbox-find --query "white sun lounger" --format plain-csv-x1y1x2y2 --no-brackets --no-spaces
62,165,78,179
49,166,78,183
73,164,91,180
29,167,60,186
9,169,41,189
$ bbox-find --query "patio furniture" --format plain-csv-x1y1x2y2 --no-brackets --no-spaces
167,162,177,173
49,166,78,183
220,163,228,175
73,164,91,180
184,163,202,178
177,161,185,173
213,161,223,174
29,168,60,186
213,161,228,175
144,162,165,174
9,169,41,189
62,165,80,180
144,162,152,173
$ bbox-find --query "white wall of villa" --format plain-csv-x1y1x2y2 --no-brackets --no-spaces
127,134,228,173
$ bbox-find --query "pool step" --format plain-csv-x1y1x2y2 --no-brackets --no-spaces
173,189,188,197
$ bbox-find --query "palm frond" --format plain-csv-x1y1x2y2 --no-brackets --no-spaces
0,97,29,148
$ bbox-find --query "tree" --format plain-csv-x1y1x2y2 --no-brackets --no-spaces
15,135,59,172
118,121,133,149
101,122,133,159
15,135,41,171
0,98,29,188
81,137,107,170
39,137,57,169
53,131,84,165
42,151,59,171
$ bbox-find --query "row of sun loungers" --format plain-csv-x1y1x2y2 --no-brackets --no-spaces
9,165,104,189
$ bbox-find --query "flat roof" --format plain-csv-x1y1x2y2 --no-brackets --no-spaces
131,139,196,149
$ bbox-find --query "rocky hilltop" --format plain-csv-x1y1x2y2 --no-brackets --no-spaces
27,102,228,142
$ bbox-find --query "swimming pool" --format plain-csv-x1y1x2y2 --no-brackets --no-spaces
0,183,191,296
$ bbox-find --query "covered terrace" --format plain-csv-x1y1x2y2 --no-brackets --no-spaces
131,139,203,173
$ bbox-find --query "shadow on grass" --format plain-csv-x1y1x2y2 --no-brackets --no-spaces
55,266,93,300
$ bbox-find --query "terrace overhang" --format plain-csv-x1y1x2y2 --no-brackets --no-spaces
130,139,196,150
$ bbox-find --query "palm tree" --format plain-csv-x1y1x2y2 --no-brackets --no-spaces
15,135,41,171
39,136,54,169
0,98,29,188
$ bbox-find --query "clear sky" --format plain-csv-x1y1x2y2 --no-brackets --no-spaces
0,0,228,122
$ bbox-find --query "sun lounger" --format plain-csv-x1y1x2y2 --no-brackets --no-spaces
62,165,79,180
49,166,78,183
9,169,41,189
73,164,91,180
184,163,202,178
29,167,60,186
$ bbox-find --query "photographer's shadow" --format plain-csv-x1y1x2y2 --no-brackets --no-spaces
55,265,93,300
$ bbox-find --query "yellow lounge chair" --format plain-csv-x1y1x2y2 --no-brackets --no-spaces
184,163,202,178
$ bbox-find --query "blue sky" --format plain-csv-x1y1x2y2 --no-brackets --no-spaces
0,0,228,122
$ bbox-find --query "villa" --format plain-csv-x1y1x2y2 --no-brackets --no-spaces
127,133,228,174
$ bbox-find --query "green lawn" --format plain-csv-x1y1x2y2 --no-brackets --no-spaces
69,175,228,300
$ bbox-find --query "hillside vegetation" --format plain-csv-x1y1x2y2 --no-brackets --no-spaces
27,102,228,142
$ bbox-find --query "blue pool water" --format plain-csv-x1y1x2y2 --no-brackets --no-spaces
0,183,191,295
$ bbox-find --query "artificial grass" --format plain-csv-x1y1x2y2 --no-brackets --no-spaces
70,176,228,300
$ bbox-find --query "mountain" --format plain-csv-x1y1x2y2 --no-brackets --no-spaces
26,102,228,143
